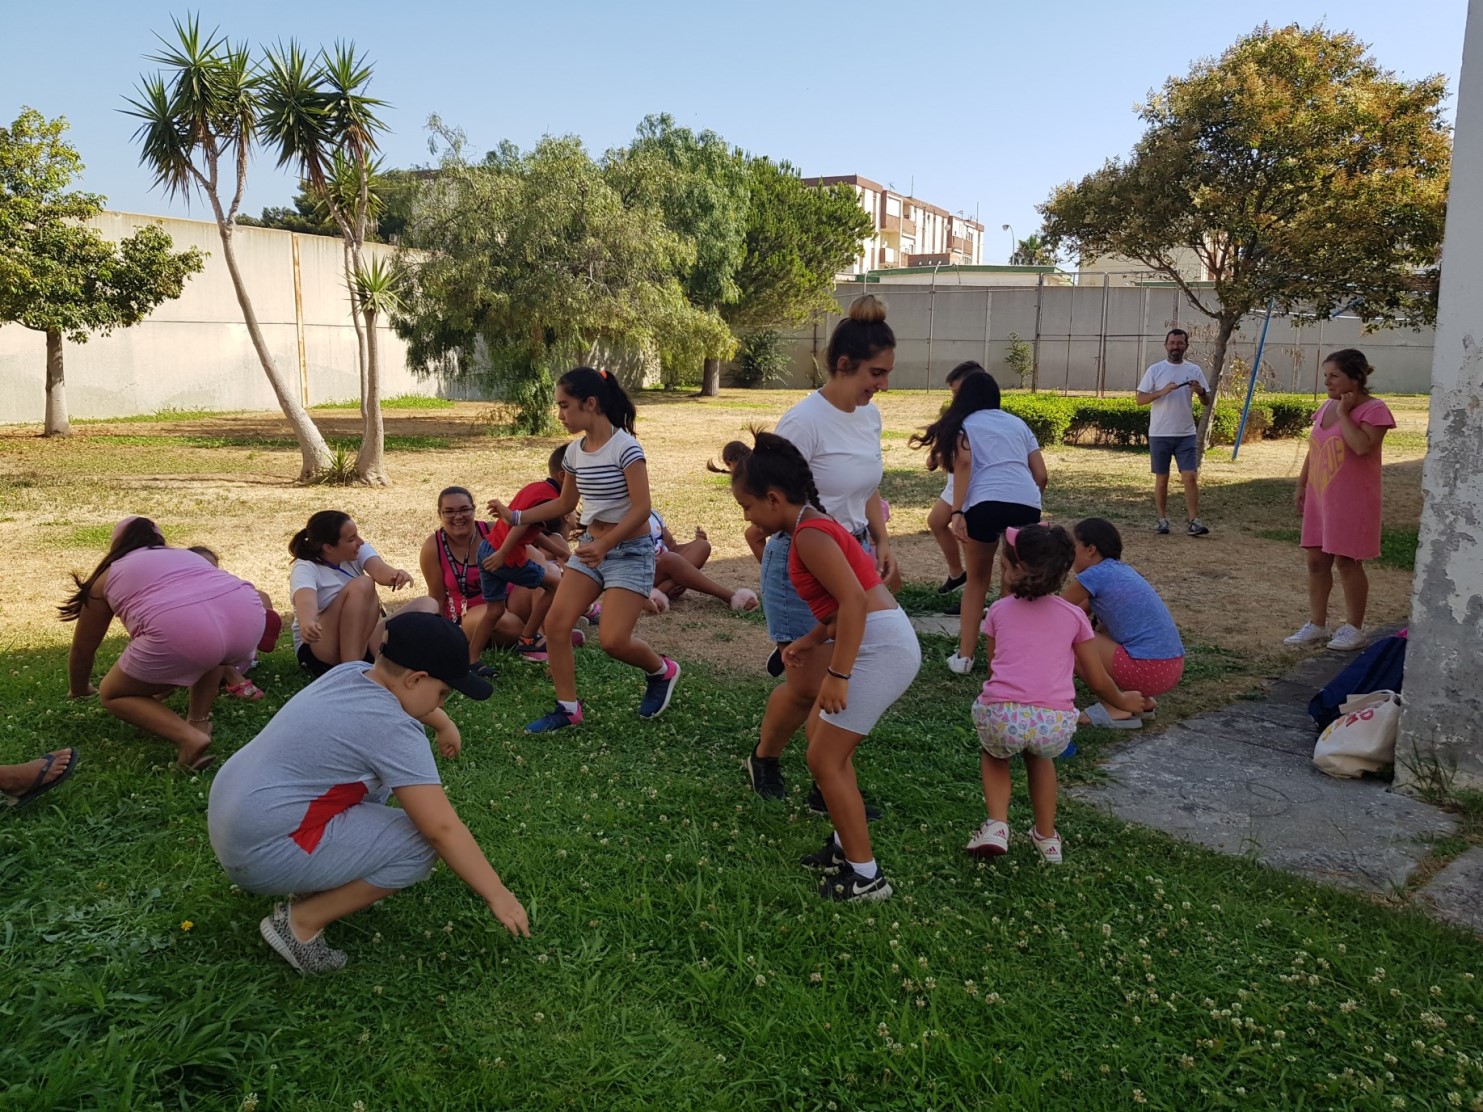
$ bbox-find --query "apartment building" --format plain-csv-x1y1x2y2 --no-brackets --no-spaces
803,174,984,273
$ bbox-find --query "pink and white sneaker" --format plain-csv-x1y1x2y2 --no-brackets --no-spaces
1028,826,1063,865
965,819,1009,858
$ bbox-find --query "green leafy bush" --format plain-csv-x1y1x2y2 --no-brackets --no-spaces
731,330,790,389
995,393,1314,448
1005,332,1035,388
1002,395,1072,446
1195,400,1270,445
1265,395,1320,438
1066,397,1147,447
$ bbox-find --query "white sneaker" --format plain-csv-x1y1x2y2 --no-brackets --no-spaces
946,652,974,675
965,819,1009,858
1028,826,1063,865
1326,624,1367,651
1283,622,1330,646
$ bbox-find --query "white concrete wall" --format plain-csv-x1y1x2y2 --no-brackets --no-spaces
0,212,442,423
1398,0,1483,793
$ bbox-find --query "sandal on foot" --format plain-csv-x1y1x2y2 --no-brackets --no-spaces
225,679,265,701
1079,703,1143,730
5,748,80,809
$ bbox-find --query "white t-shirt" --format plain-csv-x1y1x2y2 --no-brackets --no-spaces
564,429,646,526
962,409,1042,510
289,541,379,650
774,389,883,535
1138,360,1209,438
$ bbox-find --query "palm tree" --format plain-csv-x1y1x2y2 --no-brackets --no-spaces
125,16,333,482
259,41,392,483
1010,234,1056,267
351,257,403,485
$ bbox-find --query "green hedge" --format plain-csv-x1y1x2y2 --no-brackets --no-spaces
999,393,1318,449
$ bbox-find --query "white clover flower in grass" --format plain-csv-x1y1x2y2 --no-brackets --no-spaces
239,1097,259,1112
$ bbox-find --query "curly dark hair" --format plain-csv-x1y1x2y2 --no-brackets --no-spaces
1002,523,1074,600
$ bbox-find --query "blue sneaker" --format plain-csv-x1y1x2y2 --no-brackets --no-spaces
638,658,680,719
526,701,583,733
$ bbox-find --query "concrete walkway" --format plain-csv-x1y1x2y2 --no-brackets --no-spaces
908,609,1481,935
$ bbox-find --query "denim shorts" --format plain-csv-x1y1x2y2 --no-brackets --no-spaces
564,533,655,598
476,540,547,602
760,529,872,645
1150,435,1199,475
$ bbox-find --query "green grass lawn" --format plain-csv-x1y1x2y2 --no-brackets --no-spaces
1254,527,1422,572
4,636,1481,1110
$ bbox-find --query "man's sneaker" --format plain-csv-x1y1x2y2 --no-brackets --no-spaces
1028,826,1063,865
526,701,583,733
638,658,680,719
943,599,961,616
746,751,786,800
516,636,548,663
946,652,974,675
1327,624,1367,652
937,572,967,594
1283,622,1330,646
819,864,893,902
806,782,883,821
965,818,1010,858
799,835,846,871
765,647,785,678
1186,518,1210,537
1155,518,1171,535
259,903,347,975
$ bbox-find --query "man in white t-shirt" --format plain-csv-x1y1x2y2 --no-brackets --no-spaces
1136,329,1212,537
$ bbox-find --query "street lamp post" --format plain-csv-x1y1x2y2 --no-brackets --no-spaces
1002,223,1016,263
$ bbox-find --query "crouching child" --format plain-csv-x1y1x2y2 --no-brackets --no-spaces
208,611,529,974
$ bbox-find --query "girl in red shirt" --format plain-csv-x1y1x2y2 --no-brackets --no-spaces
729,431,920,902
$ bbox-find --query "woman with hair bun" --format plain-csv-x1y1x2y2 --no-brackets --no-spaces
61,516,268,770
1285,349,1395,652
746,294,898,810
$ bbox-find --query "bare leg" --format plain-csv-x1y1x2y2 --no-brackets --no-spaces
1306,548,1335,626
927,498,964,579
596,589,664,674
521,568,561,641
468,600,509,662
1334,556,1369,628
99,664,214,768
805,719,871,865
655,551,734,605
546,571,601,702
958,537,999,661
304,576,380,669
1024,755,1059,837
1075,631,1136,722
756,642,829,759
288,879,397,940
981,752,1012,822
370,596,439,657
1181,469,1201,521
1154,473,1170,520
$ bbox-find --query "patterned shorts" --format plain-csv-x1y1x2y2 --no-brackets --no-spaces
972,701,1078,760
1110,647,1184,698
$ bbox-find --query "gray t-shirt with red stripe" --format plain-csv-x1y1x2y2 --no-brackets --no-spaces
207,661,439,875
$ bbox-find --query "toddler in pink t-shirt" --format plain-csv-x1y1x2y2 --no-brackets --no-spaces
965,524,1149,865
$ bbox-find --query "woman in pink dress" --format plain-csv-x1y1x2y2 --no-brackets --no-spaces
1285,349,1395,652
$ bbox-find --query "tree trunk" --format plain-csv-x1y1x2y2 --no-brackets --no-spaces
345,242,369,423
699,357,721,397
355,308,389,485
43,330,70,437
1194,313,1240,459
215,222,333,482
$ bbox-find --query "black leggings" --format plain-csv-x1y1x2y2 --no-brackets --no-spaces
964,500,1041,544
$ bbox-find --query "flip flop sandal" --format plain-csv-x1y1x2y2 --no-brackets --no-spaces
225,680,265,701
1080,704,1144,730
7,748,80,810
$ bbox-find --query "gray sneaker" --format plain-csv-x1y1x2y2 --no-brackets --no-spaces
259,903,348,975
1187,518,1210,536
1155,518,1171,535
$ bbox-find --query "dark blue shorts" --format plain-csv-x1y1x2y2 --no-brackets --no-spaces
476,541,547,603
1150,435,1198,475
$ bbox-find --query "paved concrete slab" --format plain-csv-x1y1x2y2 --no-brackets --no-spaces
1416,849,1483,935
909,614,961,638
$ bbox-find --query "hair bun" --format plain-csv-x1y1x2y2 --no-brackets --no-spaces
846,294,887,324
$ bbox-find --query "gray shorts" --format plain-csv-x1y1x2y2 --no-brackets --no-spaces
1150,435,1198,475
565,533,656,598
219,791,438,896
820,607,921,735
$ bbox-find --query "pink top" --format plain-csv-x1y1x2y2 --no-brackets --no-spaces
1301,398,1395,560
104,546,259,634
979,594,1095,711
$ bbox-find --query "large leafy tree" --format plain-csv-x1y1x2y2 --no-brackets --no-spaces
604,114,748,395
126,16,335,482
1040,24,1450,449
0,108,203,436
396,128,729,433
725,158,872,333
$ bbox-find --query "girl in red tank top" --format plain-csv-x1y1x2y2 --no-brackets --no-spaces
729,431,920,903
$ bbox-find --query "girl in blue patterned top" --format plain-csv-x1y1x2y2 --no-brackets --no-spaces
487,367,679,732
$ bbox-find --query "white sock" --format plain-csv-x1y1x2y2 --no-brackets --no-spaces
647,659,669,677
832,830,842,847
847,857,878,880
558,699,580,714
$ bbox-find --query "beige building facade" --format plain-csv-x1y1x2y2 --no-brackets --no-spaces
802,174,983,273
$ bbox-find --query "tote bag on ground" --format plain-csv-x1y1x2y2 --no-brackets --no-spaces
1312,690,1403,779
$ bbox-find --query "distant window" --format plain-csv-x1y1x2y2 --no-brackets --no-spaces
885,196,901,217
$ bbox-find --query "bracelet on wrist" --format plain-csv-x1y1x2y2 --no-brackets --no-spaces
827,667,852,681
950,510,965,517
511,508,522,526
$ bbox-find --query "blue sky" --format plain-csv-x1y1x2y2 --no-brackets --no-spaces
4,0,1467,261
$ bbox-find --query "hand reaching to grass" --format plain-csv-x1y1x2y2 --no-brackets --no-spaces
488,888,530,938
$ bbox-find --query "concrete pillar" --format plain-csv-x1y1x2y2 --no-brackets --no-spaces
1397,0,1483,795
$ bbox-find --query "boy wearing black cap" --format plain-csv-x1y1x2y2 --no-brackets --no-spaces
208,612,529,975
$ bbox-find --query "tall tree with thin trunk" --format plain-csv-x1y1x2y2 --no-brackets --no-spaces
125,16,334,482
0,108,203,435
351,257,402,484
1040,24,1449,453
